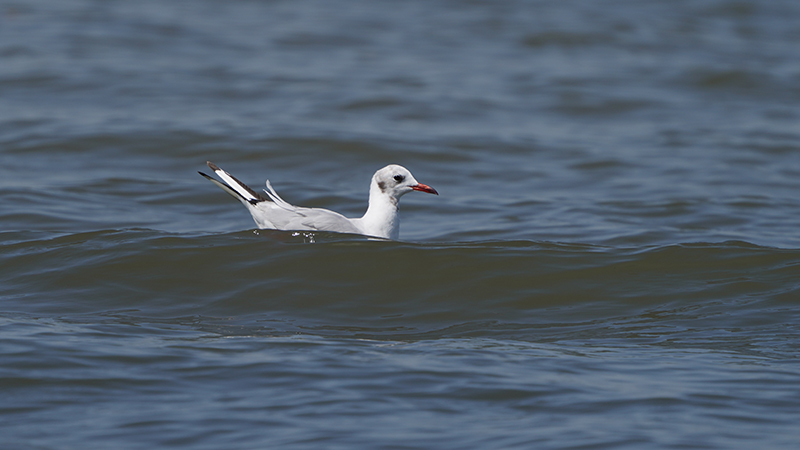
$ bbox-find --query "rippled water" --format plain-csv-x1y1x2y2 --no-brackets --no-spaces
2,1,800,449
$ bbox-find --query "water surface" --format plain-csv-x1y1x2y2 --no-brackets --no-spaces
2,1,800,448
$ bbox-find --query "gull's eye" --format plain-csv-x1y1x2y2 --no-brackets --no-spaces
393,174,405,182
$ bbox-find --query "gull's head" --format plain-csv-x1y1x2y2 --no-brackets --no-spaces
372,164,438,199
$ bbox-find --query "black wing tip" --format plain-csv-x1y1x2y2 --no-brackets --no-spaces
198,171,218,182
201,162,269,204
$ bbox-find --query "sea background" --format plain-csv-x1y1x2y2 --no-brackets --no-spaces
2,1,800,448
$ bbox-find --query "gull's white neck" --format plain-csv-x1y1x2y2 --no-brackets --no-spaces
354,181,400,240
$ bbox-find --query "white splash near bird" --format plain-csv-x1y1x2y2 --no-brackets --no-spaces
199,162,438,240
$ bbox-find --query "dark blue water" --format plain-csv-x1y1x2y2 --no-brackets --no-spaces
2,1,800,448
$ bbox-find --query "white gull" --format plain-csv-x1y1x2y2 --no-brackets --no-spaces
199,161,438,240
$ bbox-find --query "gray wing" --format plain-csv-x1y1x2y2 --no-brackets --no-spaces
252,203,362,234
201,162,363,234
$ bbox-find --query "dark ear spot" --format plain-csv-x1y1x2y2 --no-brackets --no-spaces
377,181,387,192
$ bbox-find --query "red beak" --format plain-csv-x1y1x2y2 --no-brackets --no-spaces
411,183,438,195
